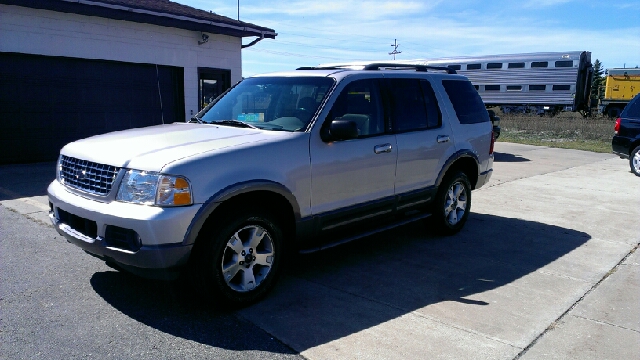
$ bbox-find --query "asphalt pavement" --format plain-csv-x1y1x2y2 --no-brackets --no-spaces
1,142,638,359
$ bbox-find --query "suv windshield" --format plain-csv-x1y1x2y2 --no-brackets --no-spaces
199,77,334,131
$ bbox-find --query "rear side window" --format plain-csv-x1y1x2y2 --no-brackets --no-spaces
385,78,430,133
622,95,640,118
442,80,490,124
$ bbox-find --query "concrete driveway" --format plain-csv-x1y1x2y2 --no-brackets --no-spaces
1,142,639,359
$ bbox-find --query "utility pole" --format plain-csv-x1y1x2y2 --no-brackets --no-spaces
389,39,401,60
237,0,239,20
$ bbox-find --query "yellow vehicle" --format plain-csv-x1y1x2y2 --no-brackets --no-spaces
600,68,640,117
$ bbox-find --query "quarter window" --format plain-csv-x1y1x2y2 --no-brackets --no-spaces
442,80,490,124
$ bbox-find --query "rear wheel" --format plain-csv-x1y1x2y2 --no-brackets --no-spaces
431,172,472,235
191,209,283,307
631,146,640,177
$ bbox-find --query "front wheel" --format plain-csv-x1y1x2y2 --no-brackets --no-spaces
631,146,640,177
191,210,283,307
431,172,472,235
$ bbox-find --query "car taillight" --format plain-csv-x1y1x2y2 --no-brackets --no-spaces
614,117,621,135
489,131,495,154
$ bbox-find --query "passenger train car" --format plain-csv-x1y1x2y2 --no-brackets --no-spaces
321,51,593,115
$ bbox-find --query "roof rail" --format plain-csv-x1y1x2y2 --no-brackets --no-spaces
362,63,457,74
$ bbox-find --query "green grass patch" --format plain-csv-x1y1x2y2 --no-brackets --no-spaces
495,111,615,153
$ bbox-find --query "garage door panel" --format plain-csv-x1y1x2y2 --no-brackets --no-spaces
0,53,184,164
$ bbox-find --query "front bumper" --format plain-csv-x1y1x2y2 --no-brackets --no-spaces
48,180,201,271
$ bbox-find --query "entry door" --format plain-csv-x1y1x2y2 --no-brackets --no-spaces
309,79,397,224
198,68,231,110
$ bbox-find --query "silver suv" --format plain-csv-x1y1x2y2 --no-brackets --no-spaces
48,64,494,305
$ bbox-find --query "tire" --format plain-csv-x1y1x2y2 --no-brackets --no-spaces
631,146,640,177
431,172,472,235
191,210,283,307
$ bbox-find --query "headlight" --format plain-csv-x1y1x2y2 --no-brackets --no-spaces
116,170,193,206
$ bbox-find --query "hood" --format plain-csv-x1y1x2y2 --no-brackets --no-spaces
60,123,279,171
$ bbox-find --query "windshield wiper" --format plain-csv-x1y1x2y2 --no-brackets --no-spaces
212,120,258,129
189,116,203,124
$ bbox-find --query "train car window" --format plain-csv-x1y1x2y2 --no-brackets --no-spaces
485,85,500,91
531,62,548,68
552,85,571,91
508,62,525,68
448,65,461,70
467,63,481,70
530,85,546,91
474,85,479,90
487,63,503,69
507,85,522,91
555,60,574,68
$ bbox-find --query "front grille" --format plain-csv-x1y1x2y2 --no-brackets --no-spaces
60,155,119,196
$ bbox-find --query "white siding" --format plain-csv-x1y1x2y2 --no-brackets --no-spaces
0,4,243,119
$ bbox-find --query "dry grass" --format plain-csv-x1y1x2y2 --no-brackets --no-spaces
496,109,615,153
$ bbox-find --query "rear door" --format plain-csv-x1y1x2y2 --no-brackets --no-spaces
385,77,455,208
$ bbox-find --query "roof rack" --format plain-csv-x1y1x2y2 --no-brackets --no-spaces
362,63,457,74
296,63,457,74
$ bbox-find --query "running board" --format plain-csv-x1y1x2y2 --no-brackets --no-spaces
299,212,431,254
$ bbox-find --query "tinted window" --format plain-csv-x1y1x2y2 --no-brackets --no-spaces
621,95,640,118
508,62,525,68
420,80,442,129
553,85,571,91
507,85,522,91
487,63,503,69
530,85,546,91
467,63,481,70
331,79,384,137
485,85,500,91
555,60,574,68
442,80,490,124
531,61,548,68
385,78,429,133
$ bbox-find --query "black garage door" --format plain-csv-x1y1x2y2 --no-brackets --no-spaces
0,53,184,164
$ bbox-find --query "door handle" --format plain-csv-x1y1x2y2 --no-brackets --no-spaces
374,144,392,154
437,135,450,143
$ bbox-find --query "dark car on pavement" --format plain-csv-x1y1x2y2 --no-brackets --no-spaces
612,93,640,176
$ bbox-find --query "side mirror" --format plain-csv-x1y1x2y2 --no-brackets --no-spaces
321,120,359,142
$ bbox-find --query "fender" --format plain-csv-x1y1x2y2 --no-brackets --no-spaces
435,149,480,188
181,179,302,246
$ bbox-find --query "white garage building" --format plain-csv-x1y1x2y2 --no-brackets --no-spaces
0,0,276,163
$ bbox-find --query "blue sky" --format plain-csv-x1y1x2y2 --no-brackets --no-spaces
180,0,639,77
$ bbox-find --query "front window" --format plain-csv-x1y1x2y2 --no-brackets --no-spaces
198,77,334,131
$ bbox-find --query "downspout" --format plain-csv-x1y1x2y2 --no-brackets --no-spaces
242,32,265,49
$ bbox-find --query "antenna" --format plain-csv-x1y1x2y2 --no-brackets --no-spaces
389,39,401,60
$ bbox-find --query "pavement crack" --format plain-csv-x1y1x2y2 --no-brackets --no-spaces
512,242,640,359
571,315,640,334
